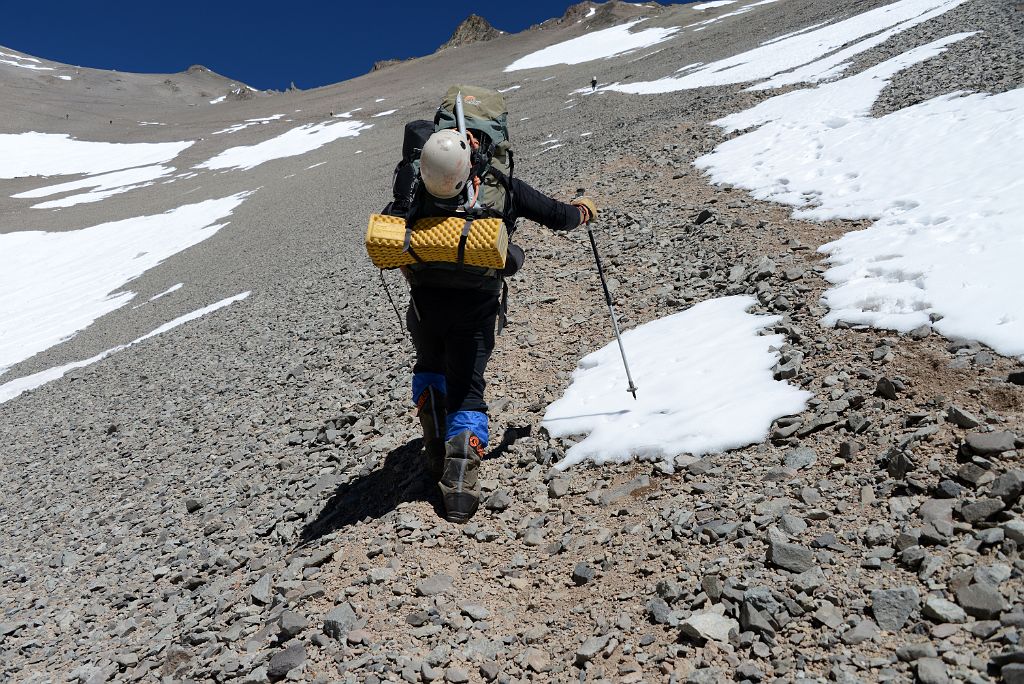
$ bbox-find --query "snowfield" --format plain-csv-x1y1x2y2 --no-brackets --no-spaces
696,34,1024,358
536,0,1023,469
542,296,811,469
567,0,1023,359
1,113,372,381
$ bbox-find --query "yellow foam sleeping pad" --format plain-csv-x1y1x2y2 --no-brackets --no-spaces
366,214,508,270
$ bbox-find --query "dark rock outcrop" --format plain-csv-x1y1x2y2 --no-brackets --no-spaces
437,14,503,52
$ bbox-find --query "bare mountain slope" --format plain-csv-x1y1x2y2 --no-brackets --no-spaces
0,47,262,133
1,1,1022,683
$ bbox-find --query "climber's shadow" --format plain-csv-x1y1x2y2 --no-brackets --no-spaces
299,424,532,544
299,439,442,543
485,424,532,461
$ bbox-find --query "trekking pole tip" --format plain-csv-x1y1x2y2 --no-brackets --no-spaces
628,385,638,400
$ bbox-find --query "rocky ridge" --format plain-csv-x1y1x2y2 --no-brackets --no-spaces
371,59,412,73
1,1,1023,683
437,15,504,52
375,14,503,72
536,0,666,30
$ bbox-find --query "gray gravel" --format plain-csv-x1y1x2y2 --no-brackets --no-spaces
1,0,1023,682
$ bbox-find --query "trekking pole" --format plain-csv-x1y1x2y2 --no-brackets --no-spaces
378,269,408,340
585,218,638,400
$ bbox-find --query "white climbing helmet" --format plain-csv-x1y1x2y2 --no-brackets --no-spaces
420,129,472,199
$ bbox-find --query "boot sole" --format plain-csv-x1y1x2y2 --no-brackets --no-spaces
441,492,479,524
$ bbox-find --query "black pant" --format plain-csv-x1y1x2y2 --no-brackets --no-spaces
407,287,499,417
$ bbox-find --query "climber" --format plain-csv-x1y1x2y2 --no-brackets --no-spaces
383,86,597,523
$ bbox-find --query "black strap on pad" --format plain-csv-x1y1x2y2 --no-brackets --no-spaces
403,223,424,263
456,218,473,267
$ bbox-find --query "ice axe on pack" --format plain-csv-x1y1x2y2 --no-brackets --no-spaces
454,90,478,211
578,189,638,400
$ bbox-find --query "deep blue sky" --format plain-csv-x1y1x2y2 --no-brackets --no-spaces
2,1,691,91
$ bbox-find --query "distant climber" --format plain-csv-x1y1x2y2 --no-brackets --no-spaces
591,76,598,91
374,85,597,523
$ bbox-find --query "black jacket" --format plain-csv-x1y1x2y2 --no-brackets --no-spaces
505,175,582,233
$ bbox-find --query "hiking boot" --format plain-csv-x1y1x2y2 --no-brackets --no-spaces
438,430,485,523
416,386,447,481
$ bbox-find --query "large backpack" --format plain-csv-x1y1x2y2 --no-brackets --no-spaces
387,85,515,227
381,86,523,311
433,85,514,220
385,119,434,218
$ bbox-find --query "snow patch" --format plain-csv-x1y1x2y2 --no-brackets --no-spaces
0,193,250,375
628,47,667,64
0,292,250,405
212,114,284,135
0,49,53,71
691,1,737,9
13,164,174,209
750,3,966,90
149,283,183,301
686,0,779,29
0,49,41,63
372,109,398,117
506,19,680,72
611,0,968,93
196,120,371,171
0,132,192,179
759,22,827,45
543,296,811,469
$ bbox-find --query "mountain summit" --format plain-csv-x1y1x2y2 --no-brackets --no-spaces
437,14,503,51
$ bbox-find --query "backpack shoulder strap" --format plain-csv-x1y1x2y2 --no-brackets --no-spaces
486,167,516,233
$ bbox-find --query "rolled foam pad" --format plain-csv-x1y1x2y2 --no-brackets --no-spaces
366,214,508,270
